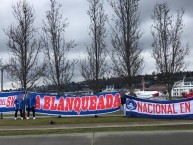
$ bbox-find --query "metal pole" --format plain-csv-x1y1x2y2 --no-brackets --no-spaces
1,68,3,119
0,113,3,119
1,68,3,91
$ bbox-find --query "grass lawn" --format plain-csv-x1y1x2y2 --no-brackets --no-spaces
1,124,193,136
0,115,157,126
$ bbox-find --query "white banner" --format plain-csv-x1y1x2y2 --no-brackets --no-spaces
126,96,193,119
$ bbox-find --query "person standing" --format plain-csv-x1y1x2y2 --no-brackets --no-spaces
14,95,24,120
120,90,127,117
26,95,36,119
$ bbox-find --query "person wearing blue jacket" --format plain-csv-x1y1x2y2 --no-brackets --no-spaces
14,95,24,120
26,95,36,119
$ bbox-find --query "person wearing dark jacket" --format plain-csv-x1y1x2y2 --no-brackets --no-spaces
120,90,127,117
26,95,36,119
14,95,24,120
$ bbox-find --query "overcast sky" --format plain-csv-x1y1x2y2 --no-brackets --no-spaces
0,0,193,90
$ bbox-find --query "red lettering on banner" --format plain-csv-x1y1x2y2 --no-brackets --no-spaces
172,104,177,114
180,103,184,113
35,95,41,109
0,99,5,105
12,97,15,106
65,97,74,111
97,95,105,110
180,102,191,113
0,92,121,115
6,97,11,108
43,96,51,110
113,93,121,108
6,96,16,108
82,96,89,111
50,96,57,111
138,102,142,112
151,104,155,113
156,104,160,114
40,93,120,114
143,103,147,113
74,97,81,114
148,104,152,113
57,97,65,111
160,105,166,113
89,96,97,110
106,94,113,109
138,102,178,114
168,105,172,114
185,102,191,113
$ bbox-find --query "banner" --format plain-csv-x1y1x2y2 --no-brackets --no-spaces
31,92,121,116
126,96,193,119
0,91,24,112
0,91,121,116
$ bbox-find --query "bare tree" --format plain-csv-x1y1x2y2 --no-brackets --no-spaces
151,3,189,99
80,0,108,93
5,1,45,90
42,0,76,95
108,0,144,88
5,1,45,118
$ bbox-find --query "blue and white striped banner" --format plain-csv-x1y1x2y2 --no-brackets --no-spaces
0,91,121,116
0,91,24,112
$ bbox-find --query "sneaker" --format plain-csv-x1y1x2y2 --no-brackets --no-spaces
27,117,29,120
14,118,17,120
21,117,23,120
33,117,35,120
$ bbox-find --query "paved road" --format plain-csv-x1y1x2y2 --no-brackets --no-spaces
96,131,193,145
1,131,193,145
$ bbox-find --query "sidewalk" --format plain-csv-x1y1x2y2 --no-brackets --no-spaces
1,119,193,131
